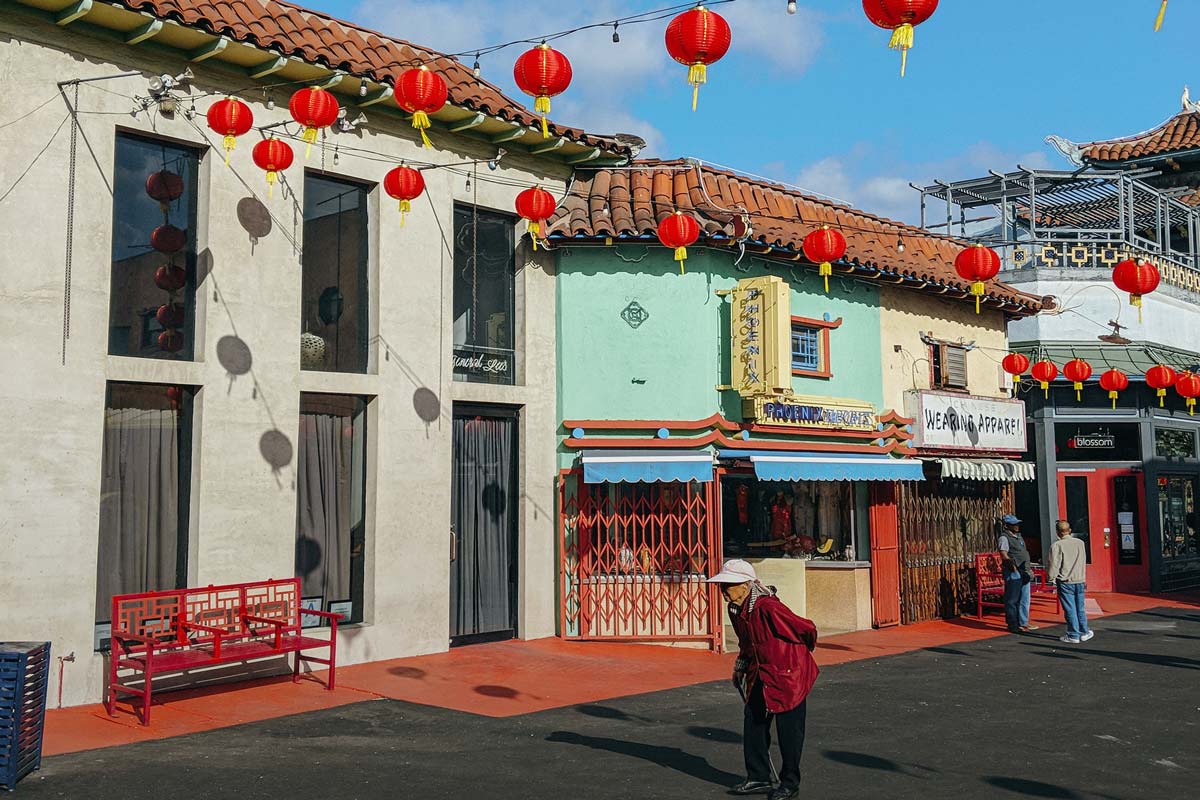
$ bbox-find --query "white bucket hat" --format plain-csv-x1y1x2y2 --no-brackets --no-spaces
706,558,757,585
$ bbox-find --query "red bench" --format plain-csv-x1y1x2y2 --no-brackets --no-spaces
974,553,1061,621
106,578,341,725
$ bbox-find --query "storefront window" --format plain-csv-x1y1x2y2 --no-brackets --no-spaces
1054,423,1140,462
453,204,516,384
108,134,200,360
1155,428,1196,459
95,382,195,648
295,393,368,625
1062,475,1093,563
1158,475,1198,560
301,173,370,373
721,476,856,560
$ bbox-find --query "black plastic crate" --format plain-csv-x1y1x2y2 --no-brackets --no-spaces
0,643,50,791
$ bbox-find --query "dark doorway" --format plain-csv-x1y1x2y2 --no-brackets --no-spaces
450,404,520,645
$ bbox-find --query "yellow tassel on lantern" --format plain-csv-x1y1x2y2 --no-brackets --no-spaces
1040,381,1050,399
1109,390,1118,410
536,95,551,138
687,62,707,111
399,198,411,227
819,261,832,293
889,22,915,77
1188,397,1195,416
674,245,688,275
1074,382,1083,402
1131,293,1144,323
302,126,318,159
1156,0,1167,31
266,170,277,199
411,111,433,149
1157,388,1167,407
971,280,986,314
1012,374,1021,392
528,220,541,251
223,135,236,167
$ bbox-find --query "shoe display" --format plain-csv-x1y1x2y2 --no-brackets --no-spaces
1080,631,1095,642
1059,635,1080,643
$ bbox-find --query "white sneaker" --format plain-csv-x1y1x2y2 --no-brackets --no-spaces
1059,635,1080,644
1080,631,1094,642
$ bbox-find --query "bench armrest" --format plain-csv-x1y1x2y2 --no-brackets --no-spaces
300,609,344,621
242,614,287,628
179,621,227,658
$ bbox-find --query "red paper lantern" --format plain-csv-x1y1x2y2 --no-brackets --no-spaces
145,170,183,213
383,165,425,226
1099,368,1129,409
1031,360,1057,398
1001,353,1030,391
954,243,1001,314
150,224,187,254
395,66,448,149
1145,364,1177,407
1112,259,1160,322
156,303,185,328
862,0,939,77
513,43,572,139
154,265,187,292
802,226,847,294
515,186,557,251
1062,358,1092,402
158,329,184,353
165,386,183,409
206,97,254,165
252,137,294,197
658,212,701,275
289,87,340,157
665,5,732,111
1176,371,1200,415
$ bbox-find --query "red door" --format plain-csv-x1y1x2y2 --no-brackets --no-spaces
869,483,901,628
1056,468,1139,593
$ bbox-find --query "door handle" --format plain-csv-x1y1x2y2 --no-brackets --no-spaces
450,527,458,562
1104,528,1110,548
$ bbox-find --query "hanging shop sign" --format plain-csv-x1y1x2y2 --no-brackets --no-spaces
452,346,513,379
908,390,1027,453
744,395,878,432
722,276,791,398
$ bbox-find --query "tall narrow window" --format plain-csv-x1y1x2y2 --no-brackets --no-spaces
295,393,368,625
108,134,200,360
453,204,516,384
301,174,370,373
95,382,194,643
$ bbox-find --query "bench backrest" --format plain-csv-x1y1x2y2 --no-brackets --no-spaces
975,552,1005,580
110,578,302,647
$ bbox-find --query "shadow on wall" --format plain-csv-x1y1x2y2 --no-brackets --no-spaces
237,196,272,253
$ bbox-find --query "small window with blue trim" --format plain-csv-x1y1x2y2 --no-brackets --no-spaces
791,325,821,372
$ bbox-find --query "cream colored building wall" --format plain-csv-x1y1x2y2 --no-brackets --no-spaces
0,12,563,707
878,284,1012,412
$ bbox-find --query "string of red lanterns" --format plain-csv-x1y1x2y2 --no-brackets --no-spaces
1030,360,1058,398
1145,364,1177,407
1062,358,1092,402
1099,369,1129,410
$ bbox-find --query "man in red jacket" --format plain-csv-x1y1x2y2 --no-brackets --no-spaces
709,559,819,799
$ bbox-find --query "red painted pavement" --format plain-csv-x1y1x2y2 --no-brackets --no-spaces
42,591,1198,757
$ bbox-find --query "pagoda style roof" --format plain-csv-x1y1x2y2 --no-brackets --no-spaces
1049,90,1200,166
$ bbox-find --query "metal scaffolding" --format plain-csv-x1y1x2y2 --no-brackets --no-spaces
915,167,1200,274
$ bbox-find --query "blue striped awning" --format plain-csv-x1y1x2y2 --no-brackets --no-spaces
580,450,714,484
719,451,925,482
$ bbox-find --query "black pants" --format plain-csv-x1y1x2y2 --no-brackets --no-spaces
744,682,807,790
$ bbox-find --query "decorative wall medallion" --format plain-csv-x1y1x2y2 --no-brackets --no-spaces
620,300,649,329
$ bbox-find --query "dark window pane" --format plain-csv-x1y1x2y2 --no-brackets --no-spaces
296,393,368,625
1158,475,1198,560
108,134,200,360
720,476,853,560
453,204,515,385
301,174,370,373
1054,423,1141,461
1063,476,1092,564
1155,428,1195,459
791,326,820,371
95,382,194,632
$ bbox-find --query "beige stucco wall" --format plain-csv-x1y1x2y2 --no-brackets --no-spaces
878,285,1012,412
0,12,565,707
803,565,872,636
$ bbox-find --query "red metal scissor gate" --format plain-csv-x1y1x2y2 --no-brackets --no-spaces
560,472,722,651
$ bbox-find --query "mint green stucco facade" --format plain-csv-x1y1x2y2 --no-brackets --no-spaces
556,246,886,468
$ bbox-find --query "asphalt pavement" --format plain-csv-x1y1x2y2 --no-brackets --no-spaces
17,606,1199,799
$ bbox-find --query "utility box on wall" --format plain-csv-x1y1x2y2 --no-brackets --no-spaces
0,642,51,790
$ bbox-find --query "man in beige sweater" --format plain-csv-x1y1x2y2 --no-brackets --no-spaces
1048,520,1094,644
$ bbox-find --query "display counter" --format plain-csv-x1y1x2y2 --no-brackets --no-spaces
805,561,872,635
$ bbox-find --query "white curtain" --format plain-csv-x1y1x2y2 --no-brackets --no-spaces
95,408,180,622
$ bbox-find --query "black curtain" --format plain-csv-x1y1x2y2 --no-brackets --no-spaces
451,414,516,638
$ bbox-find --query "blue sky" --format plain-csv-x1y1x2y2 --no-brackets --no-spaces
302,1,1196,223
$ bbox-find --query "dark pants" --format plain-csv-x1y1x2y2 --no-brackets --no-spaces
744,682,807,790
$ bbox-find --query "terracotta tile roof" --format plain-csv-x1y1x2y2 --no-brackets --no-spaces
1080,111,1200,163
110,0,628,153
548,160,1042,313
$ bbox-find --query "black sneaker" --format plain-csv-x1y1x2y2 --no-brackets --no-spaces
768,787,799,800
730,780,774,795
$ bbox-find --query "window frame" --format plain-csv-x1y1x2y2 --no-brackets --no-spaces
930,341,970,392
451,202,518,386
790,315,840,379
